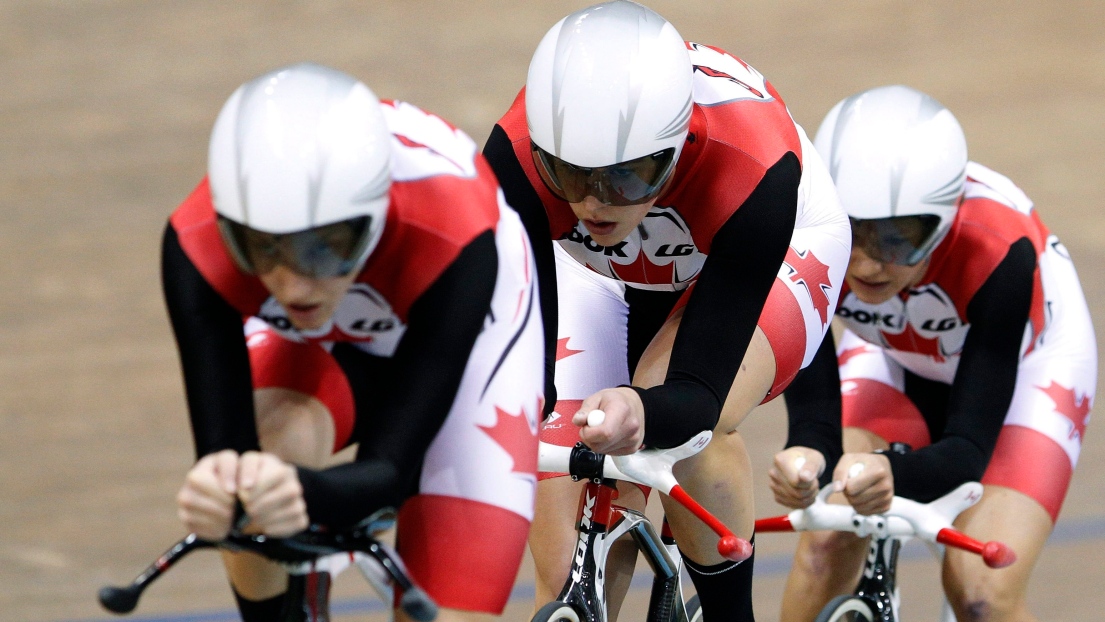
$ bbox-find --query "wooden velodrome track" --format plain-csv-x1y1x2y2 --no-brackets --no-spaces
1,1,1101,620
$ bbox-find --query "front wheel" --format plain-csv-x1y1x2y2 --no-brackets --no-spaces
813,595,875,622
532,601,583,622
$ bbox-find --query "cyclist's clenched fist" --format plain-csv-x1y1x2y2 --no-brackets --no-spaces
236,451,308,538
831,453,893,516
573,387,645,455
177,450,240,541
177,450,308,540
769,447,826,509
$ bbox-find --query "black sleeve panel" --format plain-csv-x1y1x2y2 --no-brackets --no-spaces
484,125,557,414
886,238,1036,502
297,231,498,529
161,224,260,458
639,152,801,448
782,330,844,487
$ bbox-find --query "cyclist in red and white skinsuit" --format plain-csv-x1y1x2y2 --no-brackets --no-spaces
482,3,850,619
166,63,543,622
770,85,1096,622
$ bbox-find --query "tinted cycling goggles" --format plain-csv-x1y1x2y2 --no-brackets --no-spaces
217,215,374,278
531,143,677,206
850,215,943,266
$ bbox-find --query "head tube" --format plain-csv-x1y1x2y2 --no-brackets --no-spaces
531,143,676,206
850,215,943,266
217,215,373,278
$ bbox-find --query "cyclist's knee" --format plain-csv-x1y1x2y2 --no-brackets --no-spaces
223,550,287,600
949,597,1025,622
253,387,336,466
946,577,1027,622
795,531,864,575
406,609,496,622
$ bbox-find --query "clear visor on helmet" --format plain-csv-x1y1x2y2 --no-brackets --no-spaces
531,142,677,206
217,215,374,278
850,215,943,266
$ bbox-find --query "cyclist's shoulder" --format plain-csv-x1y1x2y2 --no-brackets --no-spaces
685,42,799,160
664,44,800,223
381,100,502,244
166,177,267,311
381,99,484,184
168,176,216,231
963,162,1034,213
491,88,529,142
955,163,1045,242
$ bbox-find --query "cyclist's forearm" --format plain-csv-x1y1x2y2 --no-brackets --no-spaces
886,241,1034,501
162,224,259,457
942,238,1035,450
782,332,843,484
296,461,409,529
638,154,800,448
883,436,988,502
299,234,499,527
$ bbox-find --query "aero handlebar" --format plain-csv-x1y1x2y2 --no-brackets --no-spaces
538,428,753,562
755,482,1016,569
98,513,437,621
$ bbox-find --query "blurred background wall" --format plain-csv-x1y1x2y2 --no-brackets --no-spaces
0,1,1101,619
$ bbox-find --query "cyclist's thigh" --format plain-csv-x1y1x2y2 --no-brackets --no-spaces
979,329,1094,523
756,219,851,404
946,316,1094,614
541,242,639,460
836,330,932,451
246,322,353,466
549,241,632,405
396,247,545,615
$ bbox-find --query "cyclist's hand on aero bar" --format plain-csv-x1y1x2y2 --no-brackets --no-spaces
236,451,309,538
177,449,240,540
769,447,825,509
832,452,894,515
573,386,645,455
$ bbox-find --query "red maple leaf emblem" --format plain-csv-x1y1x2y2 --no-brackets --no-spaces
837,345,871,366
609,252,675,285
784,247,833,327
1037,381,1091,441
880,323,946,363
478,406,538,476
556,337,583,361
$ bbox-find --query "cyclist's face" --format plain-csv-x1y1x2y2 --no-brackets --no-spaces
259,265,358,330
845,245,930,304
569,194,658,247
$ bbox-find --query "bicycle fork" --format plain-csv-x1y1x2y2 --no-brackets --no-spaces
557,479,692,622
853,536,902,622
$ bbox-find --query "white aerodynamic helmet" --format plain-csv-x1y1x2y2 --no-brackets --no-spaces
208,62,391,278
526,1,693,206
814,85,967,266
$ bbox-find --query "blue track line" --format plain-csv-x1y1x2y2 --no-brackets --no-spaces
71,514,1105,622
